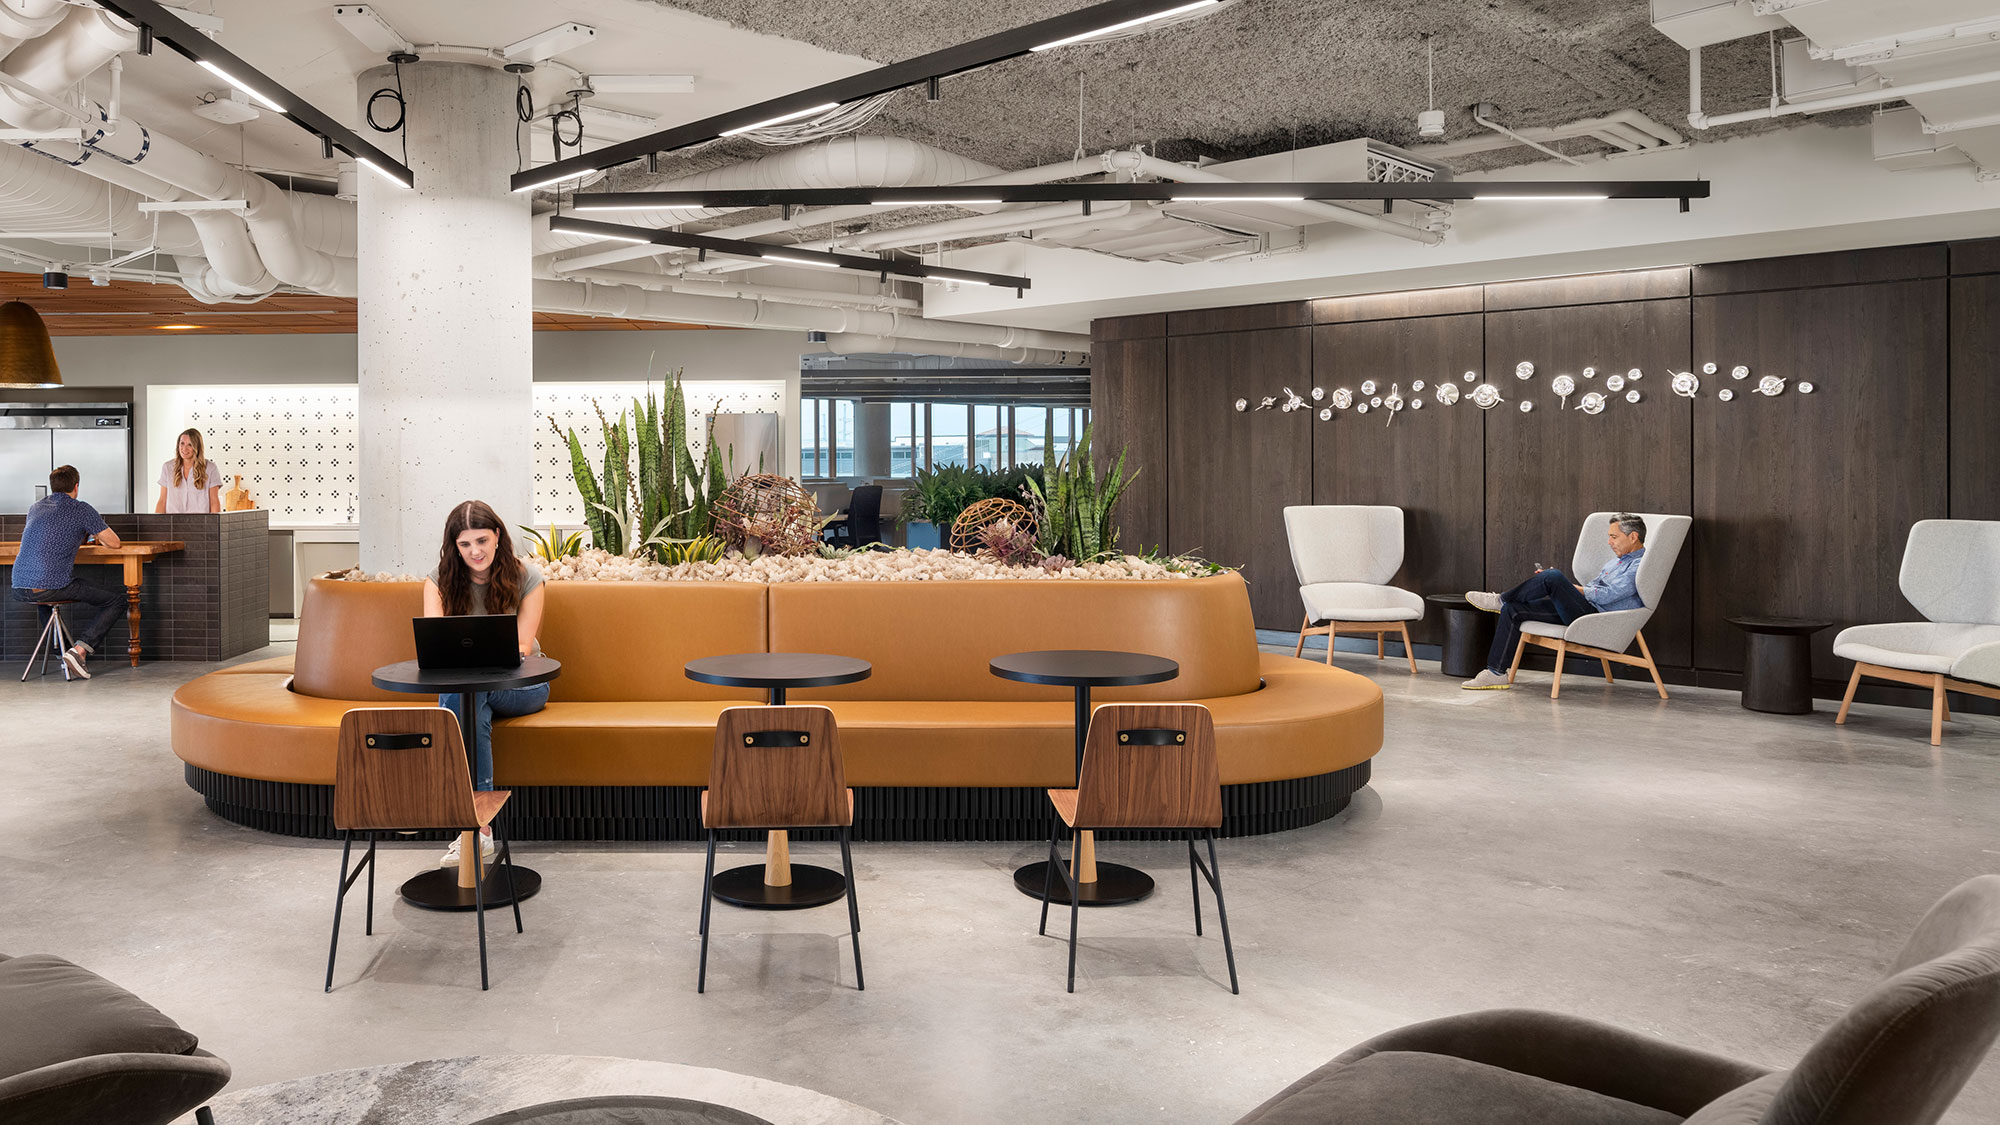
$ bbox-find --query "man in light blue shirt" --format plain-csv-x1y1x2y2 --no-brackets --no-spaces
11,465,124,680
1460,514,1648,690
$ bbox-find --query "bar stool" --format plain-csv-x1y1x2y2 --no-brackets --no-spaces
19,597,78,682
1040,703,1239,994
699,705,863,994
325,707,523,992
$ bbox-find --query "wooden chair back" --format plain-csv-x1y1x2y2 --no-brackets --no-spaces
706,706,851,829
1075,704,1222,829
333,707,478,830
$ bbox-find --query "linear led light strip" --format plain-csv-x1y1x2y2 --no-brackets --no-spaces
1030,0,1219,51
509,0,1237,193
545,214,1030,291
96,0,415,189
571,181,1707,212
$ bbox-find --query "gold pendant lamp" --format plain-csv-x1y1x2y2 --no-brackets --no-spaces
0,300,62,388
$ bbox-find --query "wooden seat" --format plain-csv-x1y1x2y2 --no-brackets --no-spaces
325,707,524,992
1039,703,1239,994
698,705,863,993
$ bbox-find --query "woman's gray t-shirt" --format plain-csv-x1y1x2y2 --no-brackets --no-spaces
426,561,545,654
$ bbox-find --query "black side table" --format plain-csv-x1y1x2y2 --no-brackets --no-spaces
1726,617,1832,715
1427,594,1495,680
371,656,561,911
991,649,1180,907
684,652,872,910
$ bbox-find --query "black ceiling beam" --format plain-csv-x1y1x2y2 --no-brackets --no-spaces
509,0,1218,192
547,215,1032,291
97,0,415,187
570,180,1712,212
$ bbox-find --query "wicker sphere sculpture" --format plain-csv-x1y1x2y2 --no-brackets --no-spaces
711,474,823,556
950,497,1036,554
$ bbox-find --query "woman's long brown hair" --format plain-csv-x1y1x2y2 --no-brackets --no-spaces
436,500,524,616
174,428,209,490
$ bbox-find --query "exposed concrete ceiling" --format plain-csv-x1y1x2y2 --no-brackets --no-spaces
640,0,1816,174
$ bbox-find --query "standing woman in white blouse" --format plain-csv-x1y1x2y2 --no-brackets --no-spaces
155,428,225,514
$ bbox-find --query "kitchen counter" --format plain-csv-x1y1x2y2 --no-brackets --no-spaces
1,510,269,662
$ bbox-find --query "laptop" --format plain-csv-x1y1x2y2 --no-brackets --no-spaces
413,615,522,670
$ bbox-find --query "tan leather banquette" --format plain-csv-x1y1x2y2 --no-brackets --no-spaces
172,573,1381,834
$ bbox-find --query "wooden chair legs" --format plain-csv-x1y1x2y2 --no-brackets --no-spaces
1932,674,1948,747
1836,665,1862,724
1297,617,1419,674
1514,632,1667,700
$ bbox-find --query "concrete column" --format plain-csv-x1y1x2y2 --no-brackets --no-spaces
853,401,891,480
356,62,530,573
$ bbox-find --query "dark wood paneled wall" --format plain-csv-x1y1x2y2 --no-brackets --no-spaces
1166,325,1312,627
1312,314,1484,645
1691,281,1948,678
1091,240,2000,680
1484,298,1694,666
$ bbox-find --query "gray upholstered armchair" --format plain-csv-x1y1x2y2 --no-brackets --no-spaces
1233,874,2000,1124
1508,510,1691,699
0,953,228,1125
1834,519,2000,746
1282,505,1425,674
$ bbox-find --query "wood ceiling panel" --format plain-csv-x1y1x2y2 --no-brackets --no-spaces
0,275,724,335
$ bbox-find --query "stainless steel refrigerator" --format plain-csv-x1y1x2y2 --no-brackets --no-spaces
0,402,133,513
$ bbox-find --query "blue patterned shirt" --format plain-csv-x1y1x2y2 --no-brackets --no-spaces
11,493,108,590
1582,546,1646,612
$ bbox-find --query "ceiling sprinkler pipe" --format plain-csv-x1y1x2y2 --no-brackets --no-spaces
1471,103,1584,167
1686,48,2000,128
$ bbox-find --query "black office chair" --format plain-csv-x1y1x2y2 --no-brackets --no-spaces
826,485,882,548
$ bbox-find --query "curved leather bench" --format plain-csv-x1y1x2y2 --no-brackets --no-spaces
173,573,1382,840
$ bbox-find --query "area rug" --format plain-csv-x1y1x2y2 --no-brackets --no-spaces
202,1055,903,1125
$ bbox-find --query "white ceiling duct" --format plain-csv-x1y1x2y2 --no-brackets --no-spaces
532,278,1090,362
0,0,68,63
814,333,1086,366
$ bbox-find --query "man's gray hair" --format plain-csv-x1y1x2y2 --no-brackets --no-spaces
1612,513,1646,541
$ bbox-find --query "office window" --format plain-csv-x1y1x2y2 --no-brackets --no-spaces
932,403,968,467
1014,406,1047,467
972,405,1000,470
833,400,855,478
889,401,919,479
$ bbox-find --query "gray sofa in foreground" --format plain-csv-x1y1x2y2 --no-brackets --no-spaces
1235,874,2000,1124
0,952,228,1125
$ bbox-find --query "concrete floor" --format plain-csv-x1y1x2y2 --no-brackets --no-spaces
4,636,1999,1125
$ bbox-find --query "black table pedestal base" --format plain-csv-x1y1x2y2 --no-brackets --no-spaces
1743,631,1816,715
1013,860,1155,906
711,863,847,909
400,865,542,912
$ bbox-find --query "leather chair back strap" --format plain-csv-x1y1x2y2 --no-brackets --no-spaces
333,707,478,830
706,705,850,829
1075,703,1222,830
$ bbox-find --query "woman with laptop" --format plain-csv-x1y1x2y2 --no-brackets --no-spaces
423,499,547,869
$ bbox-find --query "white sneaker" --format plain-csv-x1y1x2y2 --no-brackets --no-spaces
61,646,90,680
1465,591,1502,614
1461,668,1511,690
438,833,496,868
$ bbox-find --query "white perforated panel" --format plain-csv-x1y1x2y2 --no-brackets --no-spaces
164,380,785,528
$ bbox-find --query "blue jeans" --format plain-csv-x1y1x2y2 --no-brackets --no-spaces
438,684,549,791
13,581,127,653
1486,569,1598,674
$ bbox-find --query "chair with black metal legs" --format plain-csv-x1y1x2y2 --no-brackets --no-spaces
1039,703,1238,994
325,707,523,992
699,705,862,994
19,598,78,681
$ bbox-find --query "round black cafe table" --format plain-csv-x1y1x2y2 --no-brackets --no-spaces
1427,594,1496,680
684,653,871,909
1727,616,1832,715
371,656,560,911
991,649,1180,907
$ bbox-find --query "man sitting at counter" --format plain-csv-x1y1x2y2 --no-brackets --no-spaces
10,465,124,680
